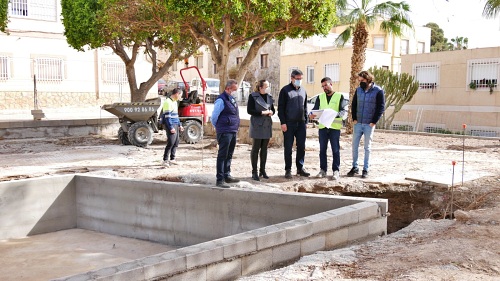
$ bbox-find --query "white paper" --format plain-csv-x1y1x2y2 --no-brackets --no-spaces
318,108,338,128
310,110,323,119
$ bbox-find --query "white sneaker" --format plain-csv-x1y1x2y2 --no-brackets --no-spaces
163,160,170,167
332,171,340,180
316,170,326,178
169,159,178,165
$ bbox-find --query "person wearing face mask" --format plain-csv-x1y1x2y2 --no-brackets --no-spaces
247,80,275,181
211,79,241,188
347,70,385,179
161,88,184,167
278,69,310,179
309,77,348,180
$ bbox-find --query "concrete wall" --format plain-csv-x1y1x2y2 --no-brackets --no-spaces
75,175,386,246
0,175,76,239
1,175,387,281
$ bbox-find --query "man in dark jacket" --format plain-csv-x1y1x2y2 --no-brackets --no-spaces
347,70,385,179
278,69,310,179
211,79,241,188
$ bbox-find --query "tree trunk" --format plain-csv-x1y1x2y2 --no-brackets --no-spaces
345,21,369,134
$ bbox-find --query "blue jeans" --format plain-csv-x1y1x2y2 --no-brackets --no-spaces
216,132,237,182
283,121,306,171
319,128,340,172
352,123,376,171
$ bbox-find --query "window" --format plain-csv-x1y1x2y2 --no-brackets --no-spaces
306,66,314,84
373,37,385,51
236,57,243,65
468,58,499,89
33,57,64,82
260,54,268,69
102,60,127,84
324,63,340,83
412,62,439,89
417,42,425,54
401,40,409,55
195,56,203,69
289,66,298,76
171,60,177,72
213,64,218,75
0,56,9,80
9,0,57,21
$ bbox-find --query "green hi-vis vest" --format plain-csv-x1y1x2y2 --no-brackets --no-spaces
318,92,343,130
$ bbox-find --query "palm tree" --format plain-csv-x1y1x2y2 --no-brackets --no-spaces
450,36,468,50
335,0,413,133
483,0,500,18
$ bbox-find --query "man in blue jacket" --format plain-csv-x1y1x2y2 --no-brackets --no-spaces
278,69,310,179
347,70,385,178
211,79,241,188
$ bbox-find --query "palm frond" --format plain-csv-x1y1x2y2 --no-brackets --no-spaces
482,0,500,19
334,26,353,47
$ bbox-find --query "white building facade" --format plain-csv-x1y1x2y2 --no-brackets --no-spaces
0,0,156,110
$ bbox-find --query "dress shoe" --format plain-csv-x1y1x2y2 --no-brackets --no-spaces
225,176,240,183
259,170,269,179
252,172,260,181
215,181,230,188
297,169,310,177
285,170,292,179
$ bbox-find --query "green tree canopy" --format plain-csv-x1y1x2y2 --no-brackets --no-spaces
424,22,453,52
161,0,337,89
334,0,413,133
61,0,198,102
0,0,8,33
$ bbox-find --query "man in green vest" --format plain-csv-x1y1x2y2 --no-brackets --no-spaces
309,77,348,180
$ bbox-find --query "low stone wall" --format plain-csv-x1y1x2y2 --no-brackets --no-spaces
0,91,158,110
0,118,119,140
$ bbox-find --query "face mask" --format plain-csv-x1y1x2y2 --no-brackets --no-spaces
294,79,302,87
264,87,271,94
360,82,367,89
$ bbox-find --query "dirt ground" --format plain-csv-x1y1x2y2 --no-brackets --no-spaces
1,129,499,280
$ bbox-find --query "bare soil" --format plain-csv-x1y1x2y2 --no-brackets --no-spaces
1,130,499,280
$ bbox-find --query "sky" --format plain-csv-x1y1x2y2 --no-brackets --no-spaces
405,0,500,48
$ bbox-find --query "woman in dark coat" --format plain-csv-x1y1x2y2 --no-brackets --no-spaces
247,80,275,181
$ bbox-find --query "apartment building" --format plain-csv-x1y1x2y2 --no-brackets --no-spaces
393,47,500,137
279,24,431,97
0,0,156,110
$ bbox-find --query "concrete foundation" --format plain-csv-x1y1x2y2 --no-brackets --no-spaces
0,175,387,280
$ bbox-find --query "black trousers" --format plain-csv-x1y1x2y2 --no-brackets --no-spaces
251,138,270,173
163,124,179,161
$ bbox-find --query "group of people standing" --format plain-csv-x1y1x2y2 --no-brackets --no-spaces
160,69,385,188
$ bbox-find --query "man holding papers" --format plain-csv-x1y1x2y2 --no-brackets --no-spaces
309,77,348,180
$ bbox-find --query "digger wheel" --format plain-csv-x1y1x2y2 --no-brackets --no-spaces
128,121,154,147
118,127,131,145
181,120,203,144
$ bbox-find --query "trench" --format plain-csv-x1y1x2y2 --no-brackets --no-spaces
341,190,435,234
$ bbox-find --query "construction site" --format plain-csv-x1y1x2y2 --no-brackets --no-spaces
0,109,498,280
